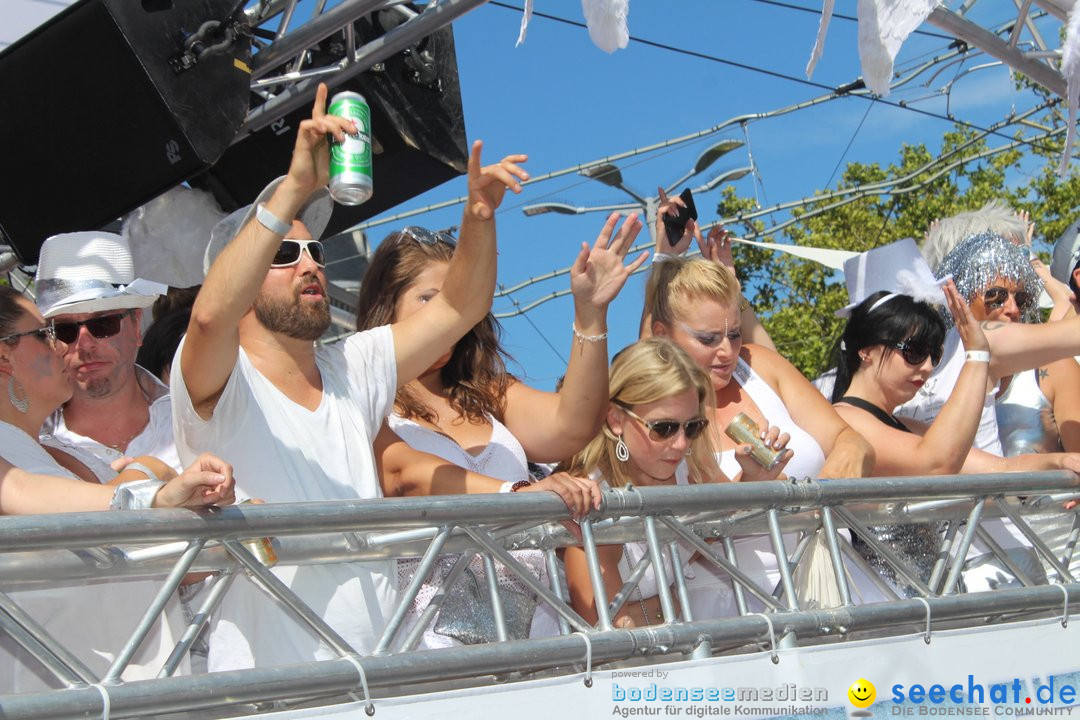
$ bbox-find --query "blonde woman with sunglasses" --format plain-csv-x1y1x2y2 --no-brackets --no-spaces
560,338,788,627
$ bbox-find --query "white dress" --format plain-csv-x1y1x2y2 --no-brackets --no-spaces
718,358,825,609
388,412,559,649
0,422,188,694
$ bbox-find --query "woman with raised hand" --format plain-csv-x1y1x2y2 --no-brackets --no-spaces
642,253,873,602
0,285,233,692
357,212,645,647
831,282,1080,593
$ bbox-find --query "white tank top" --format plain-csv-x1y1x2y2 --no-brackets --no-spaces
719,358,826,480
387,412,530,482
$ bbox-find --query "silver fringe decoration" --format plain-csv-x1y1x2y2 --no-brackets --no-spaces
934,231,1043,326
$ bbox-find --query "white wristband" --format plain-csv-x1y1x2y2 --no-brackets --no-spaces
498,481,515,493
653,252,676,264
255,203,292,236
965,350,991,363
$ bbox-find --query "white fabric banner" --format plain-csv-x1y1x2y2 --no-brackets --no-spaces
248,618,1080,720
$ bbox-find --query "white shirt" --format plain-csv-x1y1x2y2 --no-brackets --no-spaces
0,422,187,693
171,327,399,670
44,365,182,473
894,328,1004,456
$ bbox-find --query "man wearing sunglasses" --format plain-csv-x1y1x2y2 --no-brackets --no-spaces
34,231,179,472
173,83,530,672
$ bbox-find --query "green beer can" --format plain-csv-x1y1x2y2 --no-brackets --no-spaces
327,90,373,205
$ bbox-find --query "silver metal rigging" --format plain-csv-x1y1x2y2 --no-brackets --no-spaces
1,471,1077,718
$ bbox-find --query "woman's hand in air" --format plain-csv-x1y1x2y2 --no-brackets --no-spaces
944,278,989,354
655,187,695,255
570,212,648,316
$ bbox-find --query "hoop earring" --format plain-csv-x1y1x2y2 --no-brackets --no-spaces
7,376,28,414
615,436,630,462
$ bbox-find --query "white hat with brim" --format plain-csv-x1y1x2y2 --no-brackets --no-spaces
203,176,333,276
1051,218,1080,285
35,231,166,319
835,238,948,317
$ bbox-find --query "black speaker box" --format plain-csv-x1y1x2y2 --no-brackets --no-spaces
191,11,469,241
0,0,251,264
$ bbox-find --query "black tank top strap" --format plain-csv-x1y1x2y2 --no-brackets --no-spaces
837,396,913,433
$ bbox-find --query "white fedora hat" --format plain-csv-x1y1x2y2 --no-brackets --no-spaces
836,238,948,317
203,176,333,276
35,232,166,319
1051,217,1080,285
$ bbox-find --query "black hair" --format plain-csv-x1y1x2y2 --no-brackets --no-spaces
0,286,28,342
830,291,946,402
136,309,190,382
1070,259,1080,298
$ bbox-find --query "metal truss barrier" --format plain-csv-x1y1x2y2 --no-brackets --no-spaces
1,470,1078,718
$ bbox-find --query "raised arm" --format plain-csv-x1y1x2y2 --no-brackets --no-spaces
183,83,354,414
390,143,529,387
982,313,1080,380
503,213,647,461
698,225,776,351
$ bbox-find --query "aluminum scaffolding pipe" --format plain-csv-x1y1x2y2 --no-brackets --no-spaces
3,585,1077,720
1,471,1077,553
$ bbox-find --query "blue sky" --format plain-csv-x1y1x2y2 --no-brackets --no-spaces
2,1,1047,388
358,1,1037,388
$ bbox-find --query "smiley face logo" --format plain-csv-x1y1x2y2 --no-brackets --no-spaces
848,679,876,709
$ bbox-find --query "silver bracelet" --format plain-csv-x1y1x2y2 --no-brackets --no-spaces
572,323,607,344
965,350,991,363
109,478,166,511
255,203,292,236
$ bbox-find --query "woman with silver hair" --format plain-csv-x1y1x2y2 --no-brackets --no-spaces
932,231,1080,458
905,231,1080,587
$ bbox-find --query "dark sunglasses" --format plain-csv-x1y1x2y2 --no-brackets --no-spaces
53,313,127,344
399,226,457,247
271,239,325,268
620,405,710,441
893,338,942,367
982,286,1033,311
0,322,57,346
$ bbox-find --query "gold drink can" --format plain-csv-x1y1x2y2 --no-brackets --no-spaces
724,412,784,470
241,536,278,567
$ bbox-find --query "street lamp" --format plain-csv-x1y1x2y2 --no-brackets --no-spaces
524,139,751,242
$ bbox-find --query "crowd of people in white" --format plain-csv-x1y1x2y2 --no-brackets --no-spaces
2,84,1080,692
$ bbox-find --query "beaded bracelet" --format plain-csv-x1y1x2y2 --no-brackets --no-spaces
572,323,607,345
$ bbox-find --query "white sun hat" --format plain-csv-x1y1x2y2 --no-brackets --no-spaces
836,238,948,317
203,176,334,276
35,231,167,319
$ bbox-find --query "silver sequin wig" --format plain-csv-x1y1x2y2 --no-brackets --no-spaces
934,231,1043,326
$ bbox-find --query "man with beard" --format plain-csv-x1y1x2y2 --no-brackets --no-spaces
34,231,178,473
172,83,530,671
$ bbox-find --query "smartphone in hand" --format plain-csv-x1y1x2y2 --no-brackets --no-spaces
663,188,698,246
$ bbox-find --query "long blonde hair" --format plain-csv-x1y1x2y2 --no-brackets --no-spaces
563,338,721,487
645,257,740,330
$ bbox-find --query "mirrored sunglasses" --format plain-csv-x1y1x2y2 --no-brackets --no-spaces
271,239,325,268
620,405,710,441
982,286,1033,312
0,322,57,346
893,338,942,367
53,313,126,344
399,226,457,247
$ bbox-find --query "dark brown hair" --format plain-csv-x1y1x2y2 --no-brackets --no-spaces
355,231,511,424
0,286,29,343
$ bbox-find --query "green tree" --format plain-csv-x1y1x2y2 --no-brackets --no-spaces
719,121,1077,379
